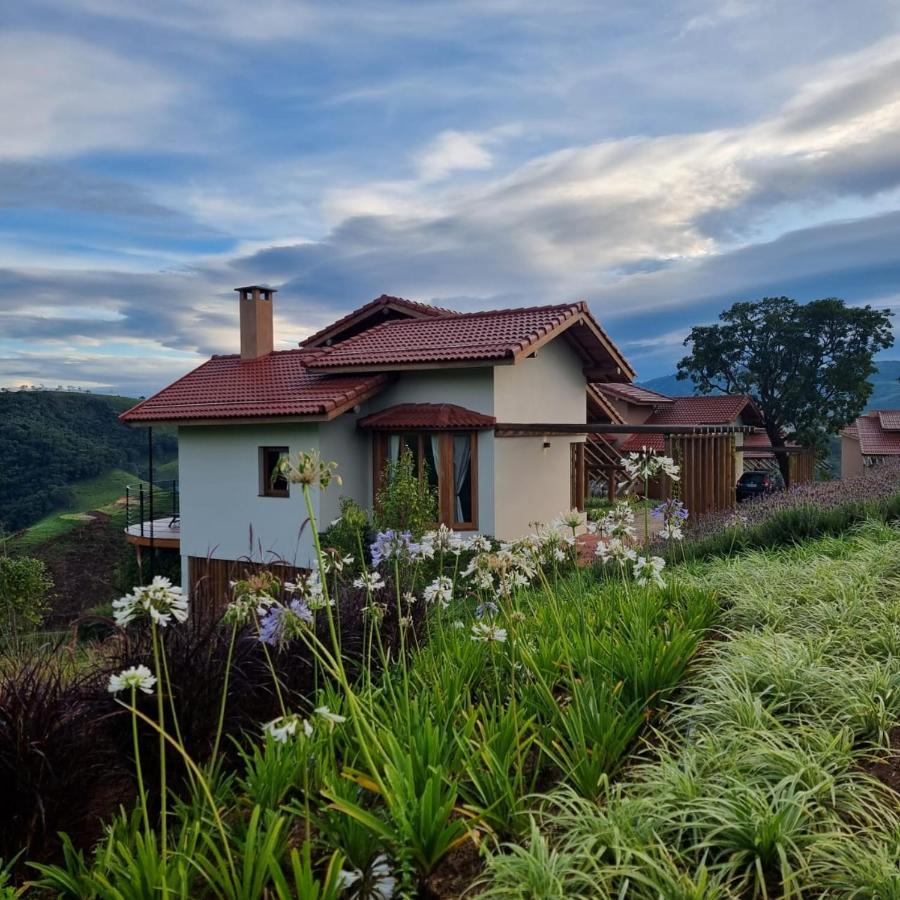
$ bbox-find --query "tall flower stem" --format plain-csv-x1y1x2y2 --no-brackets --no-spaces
150,622,168,871
210,621,238,767
129,685,150,835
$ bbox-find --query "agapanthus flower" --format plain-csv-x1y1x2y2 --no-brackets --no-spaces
321,548,354,575
424,524,458,553
623,449,681,483
262,713,313,743
370,530,419,566
113,576,188,628
276,450,341,489
258,599,314,646
363,601,387,620
634,555,666,588
108,665,156,695
286,571,330,609
423,576,454,607
471,622,508,643
475,599,499,619
556,509,583,531
467,534,493,553
314,705,347,727
654,498,689,541
595,538,638,566
353,569,386,592
338,855,396,900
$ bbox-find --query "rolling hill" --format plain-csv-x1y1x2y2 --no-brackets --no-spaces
0,391,177,534
640,359,900,410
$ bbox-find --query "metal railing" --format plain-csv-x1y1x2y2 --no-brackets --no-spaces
125,479,179,536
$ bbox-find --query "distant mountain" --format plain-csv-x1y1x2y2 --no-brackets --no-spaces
0,391,177,533
639,360,900,411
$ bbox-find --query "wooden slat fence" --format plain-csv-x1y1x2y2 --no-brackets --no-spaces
664,433,737,517
188,556,307,613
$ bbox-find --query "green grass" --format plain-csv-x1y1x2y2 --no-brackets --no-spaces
481,523,900,897
9,467,140,553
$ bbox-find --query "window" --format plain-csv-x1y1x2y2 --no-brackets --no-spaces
260,446,289,497
374,431,477,529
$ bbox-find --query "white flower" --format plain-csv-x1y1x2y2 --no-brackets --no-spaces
659,524,684,541
423,576,454,608
634,555,666,588
424,524,458,553
340,855,396,900
467,535,493,553
263,715,298,743
623,449,680,482
471,622,508,643
451,620,465,629
556,509,583,530
596,538,637,566
113,576,188,628
315,705,347,726
108,665,156,695
321,550,354,575
353,570,386,591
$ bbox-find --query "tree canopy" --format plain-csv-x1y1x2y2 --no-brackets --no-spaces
677,297,894,480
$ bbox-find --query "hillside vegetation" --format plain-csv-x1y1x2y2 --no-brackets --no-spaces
642,358,900,408
0,392,176,533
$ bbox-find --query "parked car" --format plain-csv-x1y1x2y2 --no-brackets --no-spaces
736,471,783,502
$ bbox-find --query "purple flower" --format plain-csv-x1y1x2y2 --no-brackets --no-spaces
370,529,418,566
258,599,314,646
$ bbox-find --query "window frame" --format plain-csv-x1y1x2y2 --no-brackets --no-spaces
373,430,478,530
259,446,290,498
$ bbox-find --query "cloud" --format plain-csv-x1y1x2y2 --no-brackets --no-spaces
415,131,495,182
0,32,188,159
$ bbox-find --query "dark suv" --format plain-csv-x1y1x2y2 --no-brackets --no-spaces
736,471,782,502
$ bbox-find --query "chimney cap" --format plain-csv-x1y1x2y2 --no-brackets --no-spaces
234,284,278,293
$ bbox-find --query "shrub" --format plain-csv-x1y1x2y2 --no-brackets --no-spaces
320,496,370,563
373,448,437,536
0,557,53,640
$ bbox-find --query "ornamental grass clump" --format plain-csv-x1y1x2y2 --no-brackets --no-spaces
480,523,900,897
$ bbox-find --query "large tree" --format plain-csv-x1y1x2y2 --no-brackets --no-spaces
677,297,894,483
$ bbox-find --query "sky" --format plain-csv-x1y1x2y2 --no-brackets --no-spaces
3,0,900,395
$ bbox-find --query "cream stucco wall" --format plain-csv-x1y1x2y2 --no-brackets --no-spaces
841,435,865,479
492,339,586,538
178,423,323,569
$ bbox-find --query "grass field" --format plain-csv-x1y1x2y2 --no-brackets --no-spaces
9,468,140,553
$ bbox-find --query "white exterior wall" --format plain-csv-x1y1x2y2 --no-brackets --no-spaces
318,410,370,525
178,423,322,570
492,339,586,539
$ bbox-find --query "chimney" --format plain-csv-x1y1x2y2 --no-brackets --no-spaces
235,285,276,361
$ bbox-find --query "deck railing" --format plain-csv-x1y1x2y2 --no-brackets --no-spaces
125,480,179,537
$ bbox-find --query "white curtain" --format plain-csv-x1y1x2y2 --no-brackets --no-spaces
430,433,441,483
388,434,401,462
453,434,472,522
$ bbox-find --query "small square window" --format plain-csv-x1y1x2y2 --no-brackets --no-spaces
260,446,289,497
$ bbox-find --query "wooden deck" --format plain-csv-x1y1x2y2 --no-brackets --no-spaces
124,518,180,550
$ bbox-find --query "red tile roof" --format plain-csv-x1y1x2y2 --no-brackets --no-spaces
619,395,763,452
596,382,674,405
304,303,593,370
878,410,900,431
358,403,496,430
848,411,900,455
120,350,388,423
301,295,453,348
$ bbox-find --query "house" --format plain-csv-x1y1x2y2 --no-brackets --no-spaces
121,287,634,591
841,411,900,478
585,384,815,504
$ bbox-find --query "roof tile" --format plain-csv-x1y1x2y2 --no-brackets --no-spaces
852,412,900,455
358,403,495,430
305,304,584,370
596,382,674,405
120,350,387,423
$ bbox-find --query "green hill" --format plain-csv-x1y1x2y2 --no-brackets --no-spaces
640,359,900,410
0,391,177,533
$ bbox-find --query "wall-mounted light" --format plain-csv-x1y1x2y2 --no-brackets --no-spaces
542,436,551,451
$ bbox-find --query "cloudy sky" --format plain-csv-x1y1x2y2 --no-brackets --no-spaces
3,0,900,394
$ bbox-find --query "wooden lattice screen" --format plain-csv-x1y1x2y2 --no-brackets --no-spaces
664,433,737,517
789,449,816,485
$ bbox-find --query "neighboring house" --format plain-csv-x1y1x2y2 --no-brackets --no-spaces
121,288,634,590
841,411,900,478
